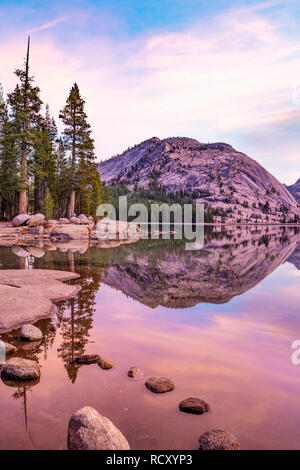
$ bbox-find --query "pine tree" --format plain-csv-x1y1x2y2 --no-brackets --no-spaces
32,105,57,212
59,83,96,218
0,103,20,219
8,36,42,214
42,187,54,220
54,138,71,218
89,168,104,217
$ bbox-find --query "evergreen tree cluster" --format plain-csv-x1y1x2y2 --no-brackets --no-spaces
0,38,104,220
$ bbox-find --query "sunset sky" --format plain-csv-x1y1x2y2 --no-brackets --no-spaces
0,0,300,184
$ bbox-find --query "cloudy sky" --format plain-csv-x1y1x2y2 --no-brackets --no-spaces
0,0,300,184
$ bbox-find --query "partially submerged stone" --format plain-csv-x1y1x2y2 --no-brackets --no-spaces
67,406,130,450
98,358,114,369
74,354,101,365
20,324,43,341
145,377,175,394
1,357,40,380
198,430,240,450
179,397,210,415
127,367,138,378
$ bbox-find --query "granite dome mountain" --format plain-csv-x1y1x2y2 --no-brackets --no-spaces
98,137,300,223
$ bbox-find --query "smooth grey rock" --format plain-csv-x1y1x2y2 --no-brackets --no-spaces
67,406,130,450
20,324,43,341
1,357,40,380
77,214,89,224
198,430,240,450
12,214,31,227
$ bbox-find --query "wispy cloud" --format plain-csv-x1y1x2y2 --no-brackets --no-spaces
0,3,300,183
26,16,67,34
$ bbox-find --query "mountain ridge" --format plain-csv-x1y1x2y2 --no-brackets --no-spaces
98,136,300,224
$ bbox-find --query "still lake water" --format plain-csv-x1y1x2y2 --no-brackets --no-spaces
0,225,300,450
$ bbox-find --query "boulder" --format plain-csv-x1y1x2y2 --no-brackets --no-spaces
179,397,210,415
1,357,40,380
98,358,114,369
198,430,240,450
67,406,130,450
78,214,89,224
28,213,45,227
145,377,175,393
20,324,43,341
74,354,100,365
12,214,31,227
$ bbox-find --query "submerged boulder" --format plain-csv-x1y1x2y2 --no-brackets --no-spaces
1,357,40,380
20,324,43,341
198,430,240,450
12,214,31,227
67,406,130,450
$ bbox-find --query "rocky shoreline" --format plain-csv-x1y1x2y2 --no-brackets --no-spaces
0,214,143,248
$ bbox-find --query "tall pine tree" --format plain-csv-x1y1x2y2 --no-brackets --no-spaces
59,83,96,217
8,36,42,214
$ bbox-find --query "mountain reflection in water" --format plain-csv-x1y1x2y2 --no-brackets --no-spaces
0,225,300,450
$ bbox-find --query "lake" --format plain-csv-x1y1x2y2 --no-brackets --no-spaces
0,225,300,450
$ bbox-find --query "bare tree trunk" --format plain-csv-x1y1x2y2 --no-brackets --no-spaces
68,189,75,218
19,36,30,215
